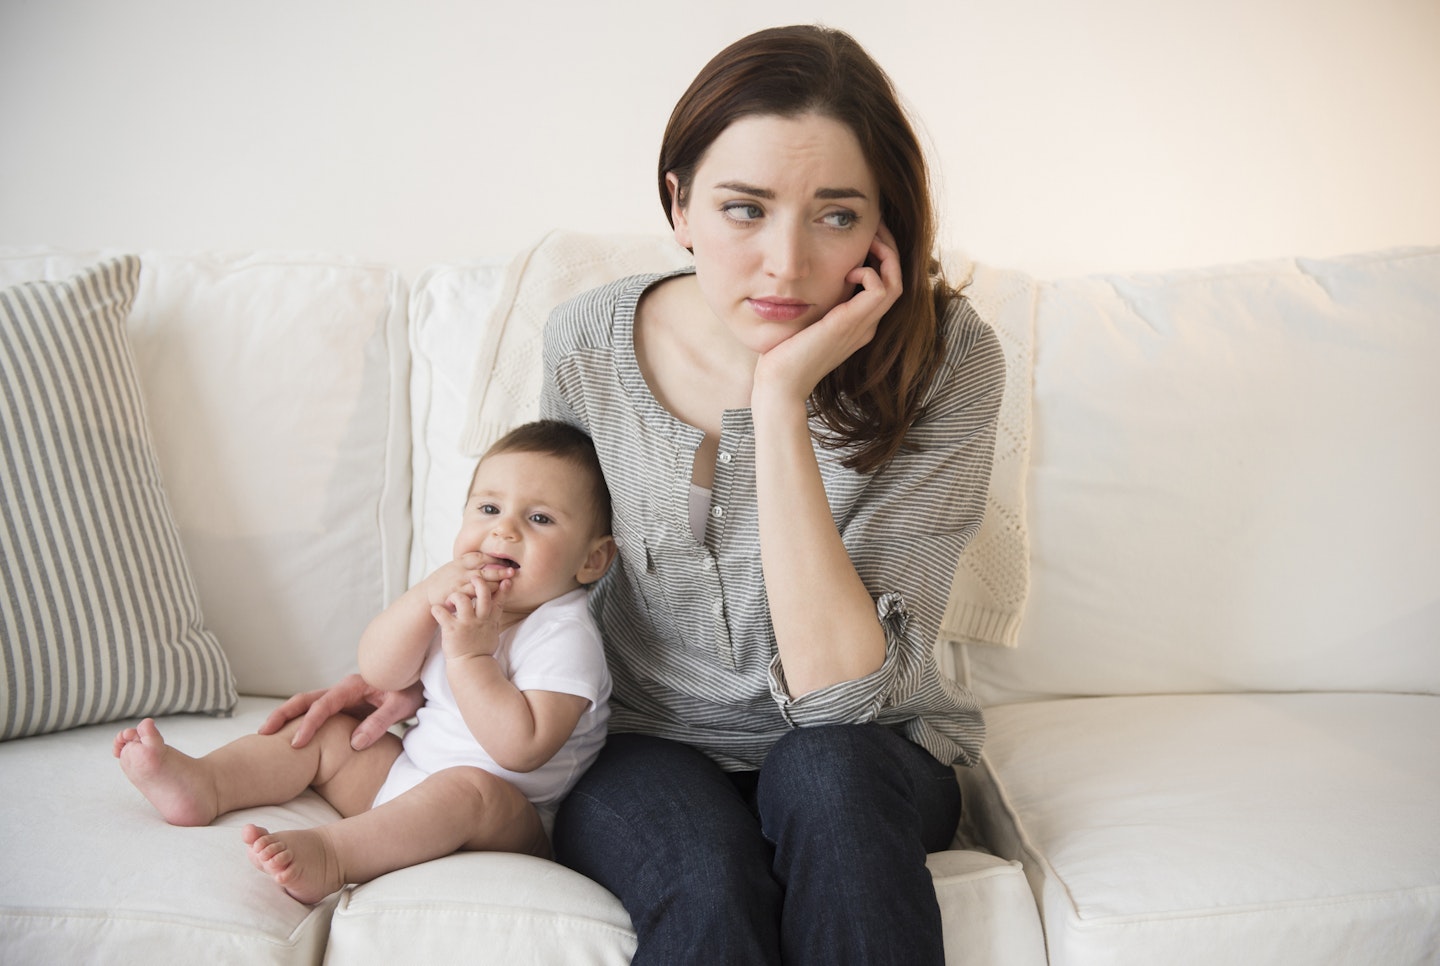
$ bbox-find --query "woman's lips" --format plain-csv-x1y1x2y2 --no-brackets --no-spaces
747,297,810,322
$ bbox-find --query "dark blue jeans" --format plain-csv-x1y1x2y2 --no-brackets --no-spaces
552,724,962,965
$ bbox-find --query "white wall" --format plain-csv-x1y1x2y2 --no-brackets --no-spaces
2,0,1437,280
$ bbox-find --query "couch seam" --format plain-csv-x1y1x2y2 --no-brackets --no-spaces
0,904,334,947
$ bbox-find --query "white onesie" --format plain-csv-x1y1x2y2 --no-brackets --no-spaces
371,587,611,829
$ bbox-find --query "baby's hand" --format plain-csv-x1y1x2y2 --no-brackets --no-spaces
433,576,510,661
419,555,485,608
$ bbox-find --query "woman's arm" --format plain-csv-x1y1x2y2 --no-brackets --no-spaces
765,295,1006,722
750,230,903,697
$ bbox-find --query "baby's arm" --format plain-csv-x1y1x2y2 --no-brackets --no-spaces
433,579,588,773
359,553,503,691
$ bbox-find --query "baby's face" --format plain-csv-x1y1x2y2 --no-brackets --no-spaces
455,450,606,616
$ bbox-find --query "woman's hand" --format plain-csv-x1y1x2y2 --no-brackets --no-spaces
257,674,424,750
753,223,903,406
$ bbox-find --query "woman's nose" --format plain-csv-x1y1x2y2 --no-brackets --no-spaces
764,222,808,280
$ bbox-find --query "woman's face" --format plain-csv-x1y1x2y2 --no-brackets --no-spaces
668,112,880,356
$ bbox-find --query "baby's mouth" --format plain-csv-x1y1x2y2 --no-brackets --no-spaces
483,553,519,571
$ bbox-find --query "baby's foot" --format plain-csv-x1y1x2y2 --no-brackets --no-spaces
242,823,345,904
113,718,218,827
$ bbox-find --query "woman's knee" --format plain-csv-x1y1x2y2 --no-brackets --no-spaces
757,724,960,853
761,723,897,795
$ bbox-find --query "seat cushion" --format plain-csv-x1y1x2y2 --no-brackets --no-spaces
322,843,1045,966
0,698,340,964
960,692,1440,965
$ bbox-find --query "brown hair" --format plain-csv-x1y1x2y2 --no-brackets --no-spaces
472,420,612,536
659,24,953,473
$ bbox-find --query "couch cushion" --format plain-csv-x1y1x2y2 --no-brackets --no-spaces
406,256,509,588
960,692,1440,965
0,249,411,698
0,699,340,964
965,246,1440,702
1,256,235,738
322,841,1046,966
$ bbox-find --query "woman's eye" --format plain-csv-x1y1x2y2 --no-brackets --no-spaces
721,202,763,223
822,210,858,229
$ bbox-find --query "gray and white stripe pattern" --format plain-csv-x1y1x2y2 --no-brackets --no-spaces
541,269,1004,769
1,256,235,740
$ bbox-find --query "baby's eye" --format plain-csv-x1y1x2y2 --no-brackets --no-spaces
529,513,554,525
721,202,764,223
478,503,499,515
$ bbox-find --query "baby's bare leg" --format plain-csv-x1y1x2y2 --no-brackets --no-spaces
243,765,546,904
114,715,401,826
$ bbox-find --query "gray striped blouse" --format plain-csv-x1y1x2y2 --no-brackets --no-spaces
540,269,1004,770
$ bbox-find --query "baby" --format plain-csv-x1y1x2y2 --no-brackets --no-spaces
114,420,616,903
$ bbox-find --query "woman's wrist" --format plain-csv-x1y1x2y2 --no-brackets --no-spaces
749,377,810,433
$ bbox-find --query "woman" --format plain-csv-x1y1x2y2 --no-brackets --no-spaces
266,24,1004,965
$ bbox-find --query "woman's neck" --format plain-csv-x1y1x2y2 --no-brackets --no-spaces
634,274,756,488
635,274,754,425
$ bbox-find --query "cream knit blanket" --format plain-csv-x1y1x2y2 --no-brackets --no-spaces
460,230,1032,649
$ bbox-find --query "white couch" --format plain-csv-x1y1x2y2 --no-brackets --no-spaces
0,235,1435,965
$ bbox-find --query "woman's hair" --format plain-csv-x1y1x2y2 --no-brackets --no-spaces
659,24,954,474
474,420,612,536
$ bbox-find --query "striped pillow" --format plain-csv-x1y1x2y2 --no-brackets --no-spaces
1,256,236,740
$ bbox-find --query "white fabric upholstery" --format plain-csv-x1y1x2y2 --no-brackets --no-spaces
965,246,1440,703
960,692,1440,966
0,699,341,964
323,844,1044,966
0,250,412,698
406,257,509,588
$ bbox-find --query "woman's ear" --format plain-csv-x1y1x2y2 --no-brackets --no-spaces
576,535,618,585
666,172,692,251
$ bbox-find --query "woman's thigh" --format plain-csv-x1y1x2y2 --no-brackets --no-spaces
755,723,961,966
553,733,782,965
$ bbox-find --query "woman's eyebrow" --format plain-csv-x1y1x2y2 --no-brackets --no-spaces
713,181,869,201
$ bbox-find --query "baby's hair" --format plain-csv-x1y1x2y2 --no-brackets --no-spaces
470,420,612,536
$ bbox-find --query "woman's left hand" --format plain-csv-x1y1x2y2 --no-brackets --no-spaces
753,222,903,405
